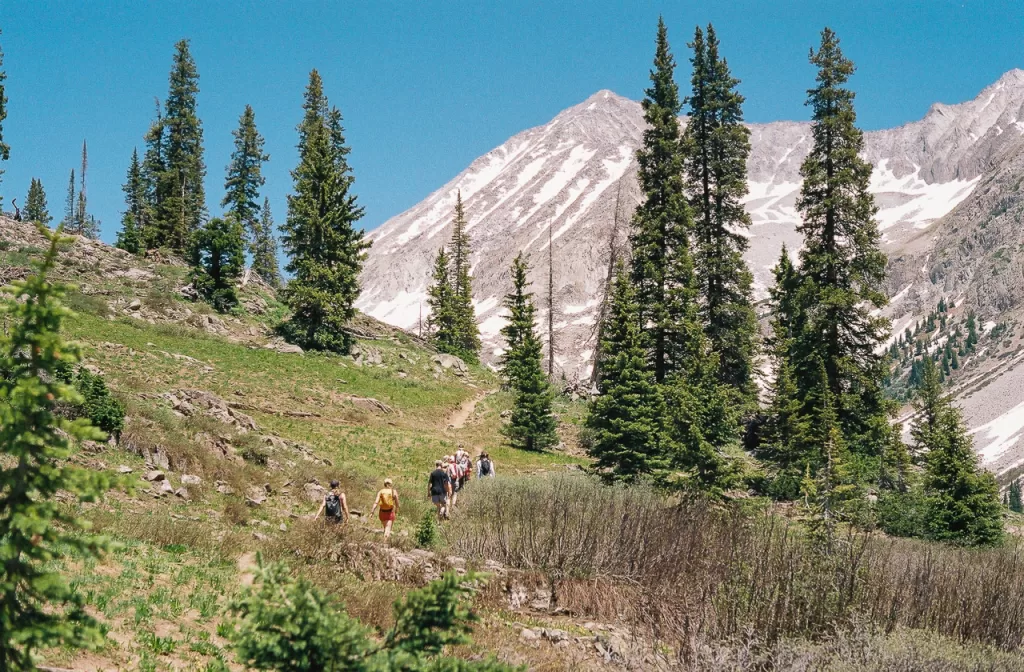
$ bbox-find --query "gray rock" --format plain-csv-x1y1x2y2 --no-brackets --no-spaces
143,470,165,482
181,474,202,486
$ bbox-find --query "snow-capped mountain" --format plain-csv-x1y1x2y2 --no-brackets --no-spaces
359,69,1024,386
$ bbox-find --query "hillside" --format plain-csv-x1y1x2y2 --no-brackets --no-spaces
7,219,1024,670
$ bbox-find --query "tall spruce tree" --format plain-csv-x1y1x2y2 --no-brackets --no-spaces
0,30,9,208
0,226,112,667
629,17,692,384
911,358,1003,546
500,253,558,452
191,215,245,313
61,169,75,231
682,24,757,403
251,197,281,288
24,178,51,225
447,191,481,363
586,261,668,481
427,246,459,357
223,104,269,247
140,102,165,247
760,247,812,498
1010,479,1023,514
281,70,370,354
153,40,206,252
116,149,146,254
791,28,894,465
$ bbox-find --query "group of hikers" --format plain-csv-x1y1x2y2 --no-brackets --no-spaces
314,447,495,538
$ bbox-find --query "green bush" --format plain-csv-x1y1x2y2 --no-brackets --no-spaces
876,487,929,539
54,364,126,442
415,511,439,549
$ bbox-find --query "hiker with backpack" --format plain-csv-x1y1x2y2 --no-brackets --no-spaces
371,478,400,539
455,448,472,490
445,455,462,509
428,459,453,519
476,452,495,479
314,480,350,524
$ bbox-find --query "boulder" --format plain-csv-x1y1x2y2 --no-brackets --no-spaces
174,487,191,501
143,470,166,482
157,480,175,495
117,465,134,474
181,474,202,486
304,482,327,503
432,354,467,375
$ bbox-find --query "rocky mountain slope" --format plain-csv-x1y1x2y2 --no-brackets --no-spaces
359,69,1024,476
359,70,1024,380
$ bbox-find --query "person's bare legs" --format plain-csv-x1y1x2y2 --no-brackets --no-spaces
383,519,394,539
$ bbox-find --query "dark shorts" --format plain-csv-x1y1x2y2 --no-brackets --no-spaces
431,494,446,505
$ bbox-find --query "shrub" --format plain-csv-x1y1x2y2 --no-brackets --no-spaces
449,473,1024,653
224,558,516,671
415,511,439,549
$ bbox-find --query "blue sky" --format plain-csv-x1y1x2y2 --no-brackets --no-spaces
1,1,1021,242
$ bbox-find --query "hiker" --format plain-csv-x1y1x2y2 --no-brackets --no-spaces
455,447,472,489
428,459,453,519
445,455,461,509
371,478,400,539
314,480,350,524
476,451,496,479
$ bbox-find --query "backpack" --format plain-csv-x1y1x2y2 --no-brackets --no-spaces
379,488,395,511
325,493,341,519
479,458,492,476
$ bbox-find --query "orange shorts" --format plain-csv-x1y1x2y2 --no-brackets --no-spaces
379,508,396,523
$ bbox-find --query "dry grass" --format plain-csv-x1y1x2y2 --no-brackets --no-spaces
449,474,1024,658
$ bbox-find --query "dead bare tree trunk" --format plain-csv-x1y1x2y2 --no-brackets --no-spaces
548,218,556,379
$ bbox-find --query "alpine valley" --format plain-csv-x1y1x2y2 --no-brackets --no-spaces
360,68,1024,479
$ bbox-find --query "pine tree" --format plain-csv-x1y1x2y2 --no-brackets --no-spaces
251,197,281,288
24,178,51,225
116,149,146,254
447,191,480,363
500,253,557,452
191,215,245,312
427,246,459,358
1010,478,1023,514
62,169,75,231
586,261,668,480
0,30,9,208
791,28,892,463
281,70,370,354
223,104,269,247
912,358,1003,546
153,40,206,251
0,226,112,667
140,102,165,247
682,23,758,404
629,17,691,384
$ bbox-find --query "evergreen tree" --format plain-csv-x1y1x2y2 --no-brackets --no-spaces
226,561,513,672
116,149,146,254
140,102,165,247
586,261,668,480
191,215,245,312
251,197,281,288
24,178,51,225
152,40,206,251
682,23,758,404
499,253,557,452
0,31,9,208
281,70,370,354
223,104,269,247
427,246,459,358
629,18,692,383
447,191,481,362
791,28,893,463
761,248,812,497
0,226,112,668
62,169,75,232
1010,478,1023,514
911,357,1003,546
